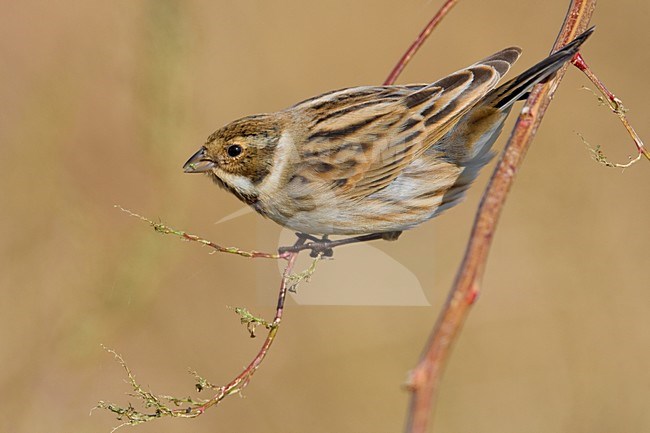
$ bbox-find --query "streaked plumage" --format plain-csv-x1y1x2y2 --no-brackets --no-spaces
184,29,593,238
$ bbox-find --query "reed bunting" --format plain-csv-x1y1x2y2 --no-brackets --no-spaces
184,29,593,242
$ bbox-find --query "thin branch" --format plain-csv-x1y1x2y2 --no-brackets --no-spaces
403,1,596,432
383,0,459,86
115,205,287,259
167,246,303,418
571,53,650,168
99,243,304,424
104,205,311,424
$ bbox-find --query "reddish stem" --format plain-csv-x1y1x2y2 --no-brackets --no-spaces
571,52,650,164
572,53,616,101
383,0,459,86
403,1,596,432
172,248,301,417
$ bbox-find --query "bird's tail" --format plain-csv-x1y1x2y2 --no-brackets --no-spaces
485,26,595,110
432,27,594,217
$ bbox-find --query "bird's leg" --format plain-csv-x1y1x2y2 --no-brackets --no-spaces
293,233,322,243
279,231,402,257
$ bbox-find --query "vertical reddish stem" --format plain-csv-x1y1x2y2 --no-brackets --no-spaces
403,1,596,432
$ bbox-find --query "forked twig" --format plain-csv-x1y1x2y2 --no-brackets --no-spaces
571,53,650,168
404,1,596,432
99,238,304,425
161,245,302,418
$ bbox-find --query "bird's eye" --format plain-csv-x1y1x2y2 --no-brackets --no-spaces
227,144,243,158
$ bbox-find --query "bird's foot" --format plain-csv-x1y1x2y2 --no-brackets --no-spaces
278,231,402,257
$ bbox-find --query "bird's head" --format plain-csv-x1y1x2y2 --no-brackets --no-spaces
183,114,283,203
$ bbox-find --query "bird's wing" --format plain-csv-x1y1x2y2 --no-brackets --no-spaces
291,47,521,199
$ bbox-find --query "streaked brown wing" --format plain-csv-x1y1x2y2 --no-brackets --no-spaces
289,85,426,188
291,47,522,199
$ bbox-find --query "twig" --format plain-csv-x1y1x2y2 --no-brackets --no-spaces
571,53,650,168
383,0,459,86
286,253,323,292
99,242,304,424
96,346,209,425
114,205,287,259
167,245,303,418
403,1,596,432
231,307,274,338
104,206,311,425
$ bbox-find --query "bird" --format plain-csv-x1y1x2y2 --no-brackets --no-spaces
184,28,593,249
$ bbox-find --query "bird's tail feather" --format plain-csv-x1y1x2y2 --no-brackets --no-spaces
433,27,594,217
485,26,595,110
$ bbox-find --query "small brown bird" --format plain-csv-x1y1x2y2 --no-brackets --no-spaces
184,29,592,243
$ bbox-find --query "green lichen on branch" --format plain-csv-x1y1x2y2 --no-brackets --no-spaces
578,132,642,169
188,368,218,392
95,346,211,429
579,86,648,169
287,253,323,292
231,306,273,338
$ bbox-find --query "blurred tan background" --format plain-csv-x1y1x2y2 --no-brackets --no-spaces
2,1,649,432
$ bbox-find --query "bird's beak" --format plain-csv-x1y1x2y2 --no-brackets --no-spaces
183,147,216,173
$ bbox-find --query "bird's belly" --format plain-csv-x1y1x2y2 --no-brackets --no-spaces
257,159,462,235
